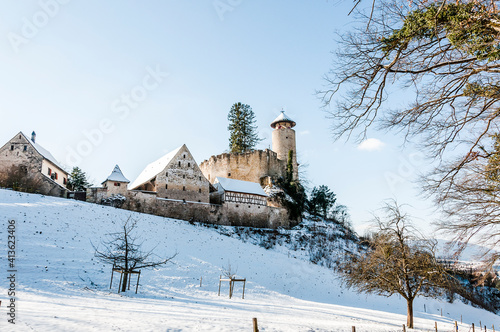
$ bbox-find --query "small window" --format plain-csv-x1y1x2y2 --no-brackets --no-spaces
183,154,186,159
198,200,201,202
55,173,58,180
114,182,120,187
178,161,181,167
48,168,52,175
10,145,14,151
248,205,251,208
63,178,67,185
183,186,186,191
166,172,168,177
23,145,27,151
236,205,239,208
199,176,201,181
165,184,168,189
18,135,21,139
198,188,201,193
183,174,185,179
188,162,191,167
228,173,231,177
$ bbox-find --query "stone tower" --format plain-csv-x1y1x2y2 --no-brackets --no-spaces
271,111,298,181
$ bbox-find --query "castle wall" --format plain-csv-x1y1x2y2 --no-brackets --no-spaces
123,190,289,229
199,149,285,184
272,127,298,180
87,187,108,203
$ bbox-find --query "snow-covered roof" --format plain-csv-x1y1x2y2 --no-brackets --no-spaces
129,145,183,190
19,132,67,173
214,177,268,197
102,165,130,184
270,111,296,128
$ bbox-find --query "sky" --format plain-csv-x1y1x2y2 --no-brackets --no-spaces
0,0,439,235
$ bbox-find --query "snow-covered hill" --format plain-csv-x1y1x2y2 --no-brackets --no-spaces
0,189,497,331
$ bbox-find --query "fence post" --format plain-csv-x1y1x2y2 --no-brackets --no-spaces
435,321,438,332
455,321,458,331
352,326,356,332
473,323,475,332
253,318,258,332
200,276,202,287
441,308,443,316
461,315,462,324
403,324,406,332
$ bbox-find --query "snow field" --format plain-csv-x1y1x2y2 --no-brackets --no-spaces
0,190,497,331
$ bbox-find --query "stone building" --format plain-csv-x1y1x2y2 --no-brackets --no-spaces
0,131,68,197
102,165,129,196
129,144,211,203
200,111,299,184
87,164,129,203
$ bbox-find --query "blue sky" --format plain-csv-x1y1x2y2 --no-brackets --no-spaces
0,0,438,234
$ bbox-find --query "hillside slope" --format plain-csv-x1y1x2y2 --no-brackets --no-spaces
0,189,497,331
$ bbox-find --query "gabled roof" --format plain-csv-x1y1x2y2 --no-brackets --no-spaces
129,145,184,190
214,177,268,197
17,132,67,174
270,111,296,129
102,165,129,184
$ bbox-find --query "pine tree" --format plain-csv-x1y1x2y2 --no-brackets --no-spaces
227,102,260,153
67,166,91,191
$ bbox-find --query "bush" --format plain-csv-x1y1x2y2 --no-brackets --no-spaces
0,165,43,193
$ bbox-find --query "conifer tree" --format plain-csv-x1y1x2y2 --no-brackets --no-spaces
67,166,91,191
227,102,260,153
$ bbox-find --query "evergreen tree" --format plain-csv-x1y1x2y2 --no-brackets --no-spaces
227,102,260,153
67,166,91,191
307,185,336,219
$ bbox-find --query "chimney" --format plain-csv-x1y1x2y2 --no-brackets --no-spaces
31,131,36,143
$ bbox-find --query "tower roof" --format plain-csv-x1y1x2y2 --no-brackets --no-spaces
102,165,130,184
270,111,296,128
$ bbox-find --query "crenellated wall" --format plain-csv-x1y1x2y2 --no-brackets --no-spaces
199,149,285,185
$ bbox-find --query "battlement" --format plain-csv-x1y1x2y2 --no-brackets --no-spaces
200,149,285,184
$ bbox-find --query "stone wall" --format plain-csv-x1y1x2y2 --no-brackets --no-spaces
86,187,108,203
199,149,285,185
124,190,289,229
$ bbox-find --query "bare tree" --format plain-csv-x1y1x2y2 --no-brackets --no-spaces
93,217,177,292
427,134,500,273
340,202,454,328
321,0,500,267
220,260,238,279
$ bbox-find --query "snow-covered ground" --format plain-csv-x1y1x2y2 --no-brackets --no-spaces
0,189,497,331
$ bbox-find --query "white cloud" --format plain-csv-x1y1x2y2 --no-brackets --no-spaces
357,138,385,151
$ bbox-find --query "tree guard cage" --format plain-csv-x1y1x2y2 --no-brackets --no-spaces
109,264,141,294
218,275,246,299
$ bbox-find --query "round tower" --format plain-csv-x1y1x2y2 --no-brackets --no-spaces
271,111,298,181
